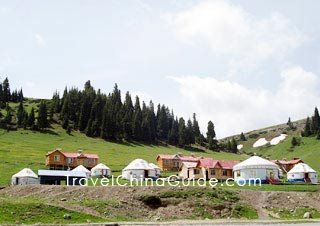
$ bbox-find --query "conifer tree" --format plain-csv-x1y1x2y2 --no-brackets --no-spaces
17,101,25,127
185,119,195,145
240,132,246,141
312,107,320,134
168,117,179,145
132,96,142,141
178,117,186,146
37,101,49,130
2,77,10,103
231,138,238,153
122,91,134,140
28,107,36,129
207,121,216,150
193,113,201,143
303,117,312,137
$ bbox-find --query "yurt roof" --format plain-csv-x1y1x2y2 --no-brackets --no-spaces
12,168,38,178
288,163,316,174
91,163,110,171
233,156,278,171
148,163,160,169
123,159,153,170
72,165,91,173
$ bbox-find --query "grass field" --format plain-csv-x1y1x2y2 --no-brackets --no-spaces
0,124,247,186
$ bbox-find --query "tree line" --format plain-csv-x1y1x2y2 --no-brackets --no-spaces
303,107,320,139
50,81,218,148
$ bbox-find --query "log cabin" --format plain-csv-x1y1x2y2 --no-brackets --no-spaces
179,157,239,181
46,149,99,170
156,154,200,171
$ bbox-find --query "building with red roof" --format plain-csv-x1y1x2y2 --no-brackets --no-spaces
178,157,240,181
156,154,200,171
270,158,303,173
46,149,99,170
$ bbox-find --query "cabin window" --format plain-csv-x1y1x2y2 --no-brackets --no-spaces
54,155,60,162
165,160,170,165
222,170,228,176
194,169,200,175
89,159,95,165
68,158,73,164
211,170,216,175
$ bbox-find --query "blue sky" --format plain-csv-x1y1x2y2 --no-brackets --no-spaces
0,0,319,137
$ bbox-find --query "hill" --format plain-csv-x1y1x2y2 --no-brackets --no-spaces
0,123,246,186
227,118,320,174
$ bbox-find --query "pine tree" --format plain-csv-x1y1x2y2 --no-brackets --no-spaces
192,113,201,144
4,105,12,124
122,91,134,140
291,137,298,146
312,107,320,134
28,107,36,129
22,111,28,129
207,121,216,150
37,101,49,130
17,101,25,127
148,101,157,142
132,96,142,141
240,132,246,141
303,117,312,137
231,138,238,153
157,105,169,140
168,117,179,145
178,117,186,146
2,77,10,103
185,119,195,145
0,83,3,108
141,102,151,142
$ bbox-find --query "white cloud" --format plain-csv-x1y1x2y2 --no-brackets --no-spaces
168,0,305,74
34,33,46,47
170,66,320,138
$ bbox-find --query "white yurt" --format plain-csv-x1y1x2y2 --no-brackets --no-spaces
91,163,111,177
122,159,155,180
11,168,39,185
148,163,161,176
72,165,91,178
287,163,318,183
233,156,279,184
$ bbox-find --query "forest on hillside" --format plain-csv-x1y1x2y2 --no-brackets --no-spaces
0,78,240,152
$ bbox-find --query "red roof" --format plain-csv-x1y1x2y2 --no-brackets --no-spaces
218,160,240,169
197,158,220,168
157,154,199,162
271,159,303,165
47,149,99,159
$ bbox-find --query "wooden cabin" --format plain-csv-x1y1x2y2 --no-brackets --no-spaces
270,158,303,173
179,157,239,181
46,149,99,170
156,154,200,171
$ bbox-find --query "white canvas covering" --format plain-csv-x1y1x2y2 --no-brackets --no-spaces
287,163,318,183
91,163,111,177
233,156,279,183
253,138,269,148
11,168,39,185
122,159,156,180
148,163,161,176
72,165,91,178
237,144,243,150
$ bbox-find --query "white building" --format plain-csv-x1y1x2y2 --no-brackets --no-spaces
148,163,161,176
72,165,91,178
122,159,156,180
91,163,111,177
11,168,39,185
287,163,318,184
233,156,279,184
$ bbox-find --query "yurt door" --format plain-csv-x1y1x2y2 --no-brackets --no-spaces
144,170,149,178
267,169,274,180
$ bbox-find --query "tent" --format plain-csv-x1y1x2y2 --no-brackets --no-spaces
11,168,39,185
122,159,155,180
72,165,91,178
287,163,318,183
91,163,111,177
148,163,161,176
233,156,279,184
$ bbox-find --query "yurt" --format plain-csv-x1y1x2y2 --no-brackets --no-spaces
287,163,317,183
11,168,39,185
233,156,279,184
91,163,111,177
148,163,161,176
122,159,155,180
72,165,91,178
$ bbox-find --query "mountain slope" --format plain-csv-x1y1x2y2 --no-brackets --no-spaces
0,124,247,186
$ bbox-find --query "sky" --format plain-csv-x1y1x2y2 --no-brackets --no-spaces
0,0,320,138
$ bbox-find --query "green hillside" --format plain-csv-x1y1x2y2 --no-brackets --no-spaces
235,120,320,174
0,124,247,186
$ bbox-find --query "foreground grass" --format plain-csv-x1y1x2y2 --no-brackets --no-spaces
0,195,106,224
0,125,247,186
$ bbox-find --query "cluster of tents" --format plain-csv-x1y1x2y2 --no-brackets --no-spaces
11,159,161,185
233,156,318,184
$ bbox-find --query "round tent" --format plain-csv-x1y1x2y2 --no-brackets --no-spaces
11,168,39,185
148,163,161,176
91,163,111,177
233,156,279,184
287,163,317,183
122,159,155,180
72,165,91,178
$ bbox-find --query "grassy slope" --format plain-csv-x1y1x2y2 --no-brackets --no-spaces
237,121,320,174
0,124,247,186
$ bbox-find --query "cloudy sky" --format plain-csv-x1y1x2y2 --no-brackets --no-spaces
0,0,320,138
